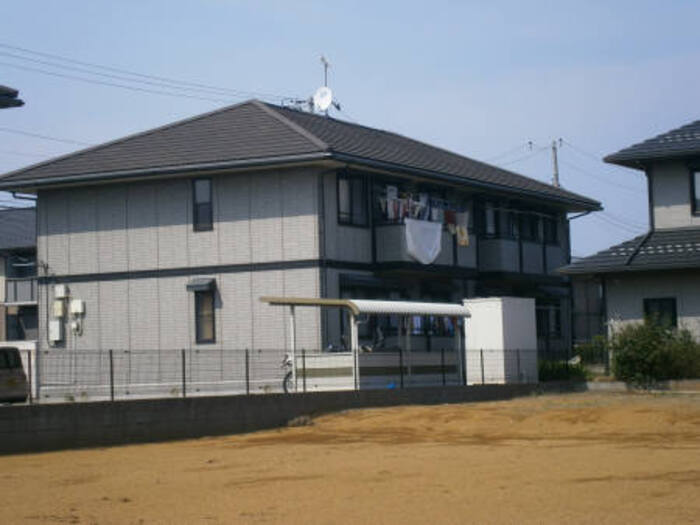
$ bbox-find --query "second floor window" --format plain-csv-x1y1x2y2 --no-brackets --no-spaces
692,171,700,215
543,217,559,244
193,178,213,231
520,213,540,242
338,173,368,226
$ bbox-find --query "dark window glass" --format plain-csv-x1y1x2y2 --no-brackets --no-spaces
6,305,38,341
520,213,540,241
193,178,213,231
543,217,559,244
195,290,216,343
338,173,368,226
693,172,700,214
644,298,677,328
536,303,562,338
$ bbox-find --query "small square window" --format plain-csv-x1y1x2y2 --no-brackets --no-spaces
644,298,677,328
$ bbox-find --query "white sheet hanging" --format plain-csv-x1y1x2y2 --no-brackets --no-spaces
404,218,442,264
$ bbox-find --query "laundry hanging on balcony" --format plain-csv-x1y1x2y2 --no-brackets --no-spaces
404,218,442,264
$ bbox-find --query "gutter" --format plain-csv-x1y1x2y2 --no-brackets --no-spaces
0,149,601,211
332,152,601,212
0,152,334,191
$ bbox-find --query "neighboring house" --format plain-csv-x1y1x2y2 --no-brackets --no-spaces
0,207,37,348
0,100,599,355
562,119,700,339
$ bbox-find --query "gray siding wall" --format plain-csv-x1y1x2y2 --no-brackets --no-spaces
479,239,519,272
36,168,322,351
606,271,700,338
651,160,699,229
521,242,543,274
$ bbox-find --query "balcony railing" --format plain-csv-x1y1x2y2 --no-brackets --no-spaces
5,277,37,304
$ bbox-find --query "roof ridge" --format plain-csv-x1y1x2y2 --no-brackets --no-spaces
0,99,262,181
256,101,329,151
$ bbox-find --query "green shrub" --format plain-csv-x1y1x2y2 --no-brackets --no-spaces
575,335,609,365
538,360,590,382
610,320,700,385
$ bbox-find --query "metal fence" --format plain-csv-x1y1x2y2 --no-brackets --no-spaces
15,348,545,404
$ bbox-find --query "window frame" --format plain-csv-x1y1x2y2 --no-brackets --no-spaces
192,178,214,232
336,171,369,228
690,170,700,216
543,216,559,245
194,289,216,344
643,297,677,328
519,213,541,242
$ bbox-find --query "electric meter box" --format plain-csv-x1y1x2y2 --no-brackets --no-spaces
70,299,85,315
463,297,538,384
54,284,69,299
52,300,65,318
49,319,64,342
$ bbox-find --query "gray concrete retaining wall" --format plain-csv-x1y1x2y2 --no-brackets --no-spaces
0,384,539,455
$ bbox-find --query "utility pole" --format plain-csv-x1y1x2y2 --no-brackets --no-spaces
551,138,562,187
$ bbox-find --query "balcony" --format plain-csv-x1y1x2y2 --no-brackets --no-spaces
5,277,37,304
375,223,476,268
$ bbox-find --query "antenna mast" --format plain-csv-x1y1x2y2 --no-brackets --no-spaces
320,55,330,87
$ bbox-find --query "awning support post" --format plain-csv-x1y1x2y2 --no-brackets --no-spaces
350,312,359,390
289,305,297,392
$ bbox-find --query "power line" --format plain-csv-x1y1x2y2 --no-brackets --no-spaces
0,149,56,159
497,146,549,167
589,213,645,235
484,142,532,163
0,61,234,104
0,42,296,102
561,139,645,177
0,127,93,146
559,159,644,194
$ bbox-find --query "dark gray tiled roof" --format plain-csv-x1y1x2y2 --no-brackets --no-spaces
0,207,36,251
0,100,599,210
605,120,700,168
560,227,700,274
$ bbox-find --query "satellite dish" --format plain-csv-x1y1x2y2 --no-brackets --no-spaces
313,86,333,112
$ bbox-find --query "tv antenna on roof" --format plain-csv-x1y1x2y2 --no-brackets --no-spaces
312,55,342,115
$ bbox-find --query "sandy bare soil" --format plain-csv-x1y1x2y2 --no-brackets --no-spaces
1,393,699,524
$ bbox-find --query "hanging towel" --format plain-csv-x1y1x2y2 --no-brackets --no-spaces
405,218,442,264
456,211,470,247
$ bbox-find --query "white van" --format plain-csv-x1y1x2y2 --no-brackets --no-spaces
0,347,29,403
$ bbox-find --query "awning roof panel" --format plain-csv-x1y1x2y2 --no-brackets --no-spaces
260,296,470,317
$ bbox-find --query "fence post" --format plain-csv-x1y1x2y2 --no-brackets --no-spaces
181,348,186,398
109,349,114,402
399,347,404,389
245,348,250,395
440,347,446,386
26,349,33,404
516,349,521,383
480,349,485,385
302,348,307,393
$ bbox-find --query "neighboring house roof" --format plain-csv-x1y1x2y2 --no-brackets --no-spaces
560,227,700,275
0,207,36,251
605,119,700,169
0,100,600,211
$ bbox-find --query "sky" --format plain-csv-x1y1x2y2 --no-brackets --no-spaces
1,0,699,256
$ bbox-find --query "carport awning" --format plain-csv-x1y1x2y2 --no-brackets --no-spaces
260,296,470,317
186,277,216,292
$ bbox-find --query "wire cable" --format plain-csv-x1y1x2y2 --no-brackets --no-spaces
559,159,644,194
0,127,93,146
0,42,296,102
496,146,549,167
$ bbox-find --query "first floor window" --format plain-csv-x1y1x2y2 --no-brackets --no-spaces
338,172,368,226
536,303,562,338
195,290,216,343
193,178,213,231
644,297,677,328
5,305,38,341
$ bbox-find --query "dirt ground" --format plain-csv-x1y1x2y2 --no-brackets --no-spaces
1,393,699,525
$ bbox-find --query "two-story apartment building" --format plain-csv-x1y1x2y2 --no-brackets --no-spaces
0,207,37,348
563,119,700,338
0,100,599,355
